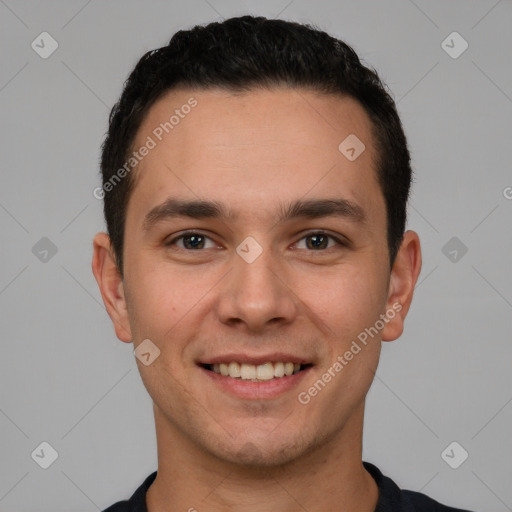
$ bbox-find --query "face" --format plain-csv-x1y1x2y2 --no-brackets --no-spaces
94,87,420,467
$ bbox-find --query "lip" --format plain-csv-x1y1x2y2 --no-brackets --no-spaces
199,364,313,400
199,352,311,366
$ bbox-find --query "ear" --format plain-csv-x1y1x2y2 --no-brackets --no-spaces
92,232,132,343
382,230,422,342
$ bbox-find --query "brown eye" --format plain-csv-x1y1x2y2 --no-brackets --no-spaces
295,232,345,251
305,234,329,250
166,232,216,250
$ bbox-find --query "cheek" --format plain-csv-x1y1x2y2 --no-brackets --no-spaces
124,264,185,341
125,269,196,397
294,262,387,341
124,262,224,370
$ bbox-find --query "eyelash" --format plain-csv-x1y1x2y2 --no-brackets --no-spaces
165,230,347,252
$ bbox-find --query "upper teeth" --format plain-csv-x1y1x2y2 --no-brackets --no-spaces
212,362,301,380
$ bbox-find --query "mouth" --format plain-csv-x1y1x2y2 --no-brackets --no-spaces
197,353,315,399
199,361,313,382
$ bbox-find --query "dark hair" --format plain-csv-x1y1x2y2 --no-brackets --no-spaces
100,15,412,274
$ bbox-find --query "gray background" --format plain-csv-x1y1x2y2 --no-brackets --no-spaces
1,0,511,511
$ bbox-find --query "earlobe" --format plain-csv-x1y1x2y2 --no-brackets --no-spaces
382,230,422,342
91,232,132,343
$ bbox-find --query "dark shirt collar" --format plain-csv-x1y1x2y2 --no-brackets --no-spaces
108,461,466,512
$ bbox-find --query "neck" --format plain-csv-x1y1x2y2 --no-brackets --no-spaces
146,402,378,512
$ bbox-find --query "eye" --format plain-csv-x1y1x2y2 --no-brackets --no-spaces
165,231,217,250
294,231,345,251
165,230,347,252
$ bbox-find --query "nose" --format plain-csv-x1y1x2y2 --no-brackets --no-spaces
215,241,298,333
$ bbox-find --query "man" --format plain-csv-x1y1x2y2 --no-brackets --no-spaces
93,16,475,512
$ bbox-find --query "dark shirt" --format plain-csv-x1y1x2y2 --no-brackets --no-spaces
102,461,475,512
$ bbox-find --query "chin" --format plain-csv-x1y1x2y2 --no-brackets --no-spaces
210,433,310,469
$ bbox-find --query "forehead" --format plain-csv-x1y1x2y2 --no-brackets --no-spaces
128,87,384,226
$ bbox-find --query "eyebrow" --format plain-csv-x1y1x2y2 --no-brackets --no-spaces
143,197,367,231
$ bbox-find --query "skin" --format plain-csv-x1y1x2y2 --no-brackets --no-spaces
93,87,422,511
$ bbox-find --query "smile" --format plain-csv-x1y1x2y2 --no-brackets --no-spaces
203,361,310,381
